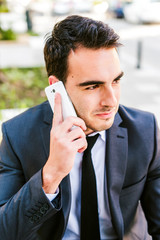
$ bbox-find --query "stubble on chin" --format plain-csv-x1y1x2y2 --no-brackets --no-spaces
84,117,115,135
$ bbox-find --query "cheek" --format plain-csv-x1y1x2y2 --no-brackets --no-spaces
73,96,92,117
76,101,89,115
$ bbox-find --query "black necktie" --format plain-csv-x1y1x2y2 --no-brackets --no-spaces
81,134,100,240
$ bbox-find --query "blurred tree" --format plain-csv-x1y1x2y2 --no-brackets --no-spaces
0,27,17,40
0,67,47,109
0,0,9,12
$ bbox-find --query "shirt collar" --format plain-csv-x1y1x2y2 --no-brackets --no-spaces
88,130,106,142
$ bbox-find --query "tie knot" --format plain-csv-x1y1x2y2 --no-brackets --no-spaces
86,134,99,151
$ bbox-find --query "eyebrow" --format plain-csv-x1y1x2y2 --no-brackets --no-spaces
114,71,124,81
77,71,124,87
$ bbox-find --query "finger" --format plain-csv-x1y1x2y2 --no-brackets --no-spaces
60,116,87,133
67,125,86,141
53,92,63,126
78,147,87,153
72,137,87,153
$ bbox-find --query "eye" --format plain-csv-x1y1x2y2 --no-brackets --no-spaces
85,84,99,90
113,78,121,85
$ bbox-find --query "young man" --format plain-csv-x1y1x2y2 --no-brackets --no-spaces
0,15,160,240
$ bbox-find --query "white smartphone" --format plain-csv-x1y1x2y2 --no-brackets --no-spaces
45,81,77,119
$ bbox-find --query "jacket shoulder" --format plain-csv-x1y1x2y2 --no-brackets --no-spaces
2,101,52,141
3,101,51,127
118,105,156,128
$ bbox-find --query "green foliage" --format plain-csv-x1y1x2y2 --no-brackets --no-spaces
27,30,39,36
0,5,9,12
93,0,105,5
0,67,48,109
0,27,17,40
0,0,9,12
0,111,2,120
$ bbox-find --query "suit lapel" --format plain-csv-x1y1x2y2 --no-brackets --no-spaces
105,112,128,239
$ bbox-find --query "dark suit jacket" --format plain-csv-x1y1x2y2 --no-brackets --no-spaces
0,102,160,240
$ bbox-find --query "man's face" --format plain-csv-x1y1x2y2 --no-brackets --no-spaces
65,47,123,134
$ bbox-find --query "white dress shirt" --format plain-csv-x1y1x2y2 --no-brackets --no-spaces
47,131,117,239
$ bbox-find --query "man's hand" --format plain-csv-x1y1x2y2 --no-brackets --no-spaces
42,93,87,194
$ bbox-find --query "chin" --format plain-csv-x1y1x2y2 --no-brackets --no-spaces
99,117,115,130
88,119,114,132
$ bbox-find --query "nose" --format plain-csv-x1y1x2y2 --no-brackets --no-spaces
100,86,118,108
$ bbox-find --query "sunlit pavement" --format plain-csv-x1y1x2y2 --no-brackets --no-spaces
0,13,160,141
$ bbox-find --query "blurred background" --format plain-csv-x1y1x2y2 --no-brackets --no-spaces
0,0,160,140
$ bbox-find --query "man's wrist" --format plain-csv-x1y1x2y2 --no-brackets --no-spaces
42,166,63,194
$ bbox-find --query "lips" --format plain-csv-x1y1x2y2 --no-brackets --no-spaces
95,108,116,119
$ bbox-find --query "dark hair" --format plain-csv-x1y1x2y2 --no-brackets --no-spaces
44,15,121,83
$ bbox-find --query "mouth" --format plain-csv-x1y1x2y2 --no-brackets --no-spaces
95,108,116,119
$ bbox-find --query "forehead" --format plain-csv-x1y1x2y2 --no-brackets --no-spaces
67,47,121,82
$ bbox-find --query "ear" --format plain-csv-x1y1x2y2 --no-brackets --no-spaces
48,75,59,85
